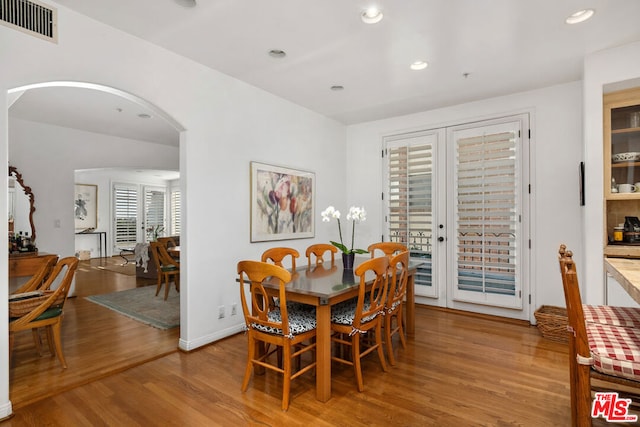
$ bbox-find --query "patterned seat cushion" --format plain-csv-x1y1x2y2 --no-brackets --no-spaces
331,299,378,325
586,322,640,382
251,307,316,337
583,305,640,329
273,298,314,313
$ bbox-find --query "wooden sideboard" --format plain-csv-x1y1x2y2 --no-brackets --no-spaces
9,252,58,293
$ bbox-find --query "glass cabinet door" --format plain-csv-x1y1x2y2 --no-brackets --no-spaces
604,87,640,258
610,104,640,196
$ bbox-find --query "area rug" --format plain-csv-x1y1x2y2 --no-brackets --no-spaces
86,285,179,329
96,262,136,276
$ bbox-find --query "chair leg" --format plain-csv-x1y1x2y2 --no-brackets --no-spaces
45,326,55,356
50,322,67,369
375,322,388,373
352,335,364,392
155,275,163,297
575,358,593,427
164,275,171,301
397,309,407,350
282,343,292,411
385,313,396,366
31,328,44,356
242,335,255,392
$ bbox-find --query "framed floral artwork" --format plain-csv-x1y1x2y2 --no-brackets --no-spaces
250,162,315,242
74,183,98,230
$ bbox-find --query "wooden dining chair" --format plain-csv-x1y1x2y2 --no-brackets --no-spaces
331,256,389,392
9,257,79,368
261,246,306,313
261,247,299,270
157,236,178,249
10,254,59,355
384,250,409,366
558,245,640,426
367,242,407,258
305,243,337,266
237,260,317,411
149,241,180,300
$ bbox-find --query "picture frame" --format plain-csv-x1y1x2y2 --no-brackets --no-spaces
250,162,315,242
74,184,98,230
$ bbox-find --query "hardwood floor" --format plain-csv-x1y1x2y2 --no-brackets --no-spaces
8,257,180,409
5,288,609,426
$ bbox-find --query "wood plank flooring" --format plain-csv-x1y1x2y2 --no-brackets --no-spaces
8,257,180,409
7,260,630,426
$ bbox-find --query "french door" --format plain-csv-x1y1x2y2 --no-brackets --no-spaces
384,114,530,319
112,183,167,250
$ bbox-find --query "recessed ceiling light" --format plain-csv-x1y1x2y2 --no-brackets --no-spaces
361,7,383,24
410,61,428,71
138,113,151,119
174,0,196,7
330,85,344,91
268,49,287,58
565,9,594,24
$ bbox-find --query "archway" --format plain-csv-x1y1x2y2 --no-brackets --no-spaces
7,81,185,407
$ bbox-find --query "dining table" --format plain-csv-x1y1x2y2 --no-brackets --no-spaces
260,257,421,402
604,257,640,304
167,245,180,259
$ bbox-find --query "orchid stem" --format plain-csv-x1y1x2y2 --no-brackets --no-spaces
351,221,355,253
337,219,344,250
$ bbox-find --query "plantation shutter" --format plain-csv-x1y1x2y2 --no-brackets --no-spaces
113,184,138,249
386,132,437,297
144,187,166,240
453,125,520,306
170,189,181,235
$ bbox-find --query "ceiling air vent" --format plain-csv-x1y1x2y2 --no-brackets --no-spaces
0,0,57,43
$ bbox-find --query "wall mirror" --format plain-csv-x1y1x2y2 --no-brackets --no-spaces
9,165,36,244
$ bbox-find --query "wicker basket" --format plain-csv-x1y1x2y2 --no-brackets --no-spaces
9,290,63,318
534,305,568,343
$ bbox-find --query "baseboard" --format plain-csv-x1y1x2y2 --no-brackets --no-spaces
0,400,13,421
178,323,245,351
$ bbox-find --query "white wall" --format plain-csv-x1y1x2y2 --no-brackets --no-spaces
584,40,640,306
346,81,584,321
0,2,345,417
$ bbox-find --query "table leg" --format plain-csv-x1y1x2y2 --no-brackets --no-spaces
406,273,415,336
316,304,331,402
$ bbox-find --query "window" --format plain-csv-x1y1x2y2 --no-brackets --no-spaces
113,184,138,249
144,187,166,241
170,189,181,235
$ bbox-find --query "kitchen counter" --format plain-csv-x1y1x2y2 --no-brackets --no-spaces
604,257,640,304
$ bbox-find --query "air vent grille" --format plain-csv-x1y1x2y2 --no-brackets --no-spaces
0,0,57,42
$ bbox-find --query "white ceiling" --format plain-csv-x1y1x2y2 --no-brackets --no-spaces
9,0,640,145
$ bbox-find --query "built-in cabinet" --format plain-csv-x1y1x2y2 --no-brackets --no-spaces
604,87,640,257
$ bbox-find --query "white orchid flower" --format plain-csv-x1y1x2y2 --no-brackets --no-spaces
347,206,367,223
322,204,367,255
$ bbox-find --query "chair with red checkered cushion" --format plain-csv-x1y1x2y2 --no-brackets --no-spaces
558,245,640,426
582,304,640,329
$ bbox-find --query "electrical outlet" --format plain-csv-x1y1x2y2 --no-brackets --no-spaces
231,303,237,316
218,305,225,319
